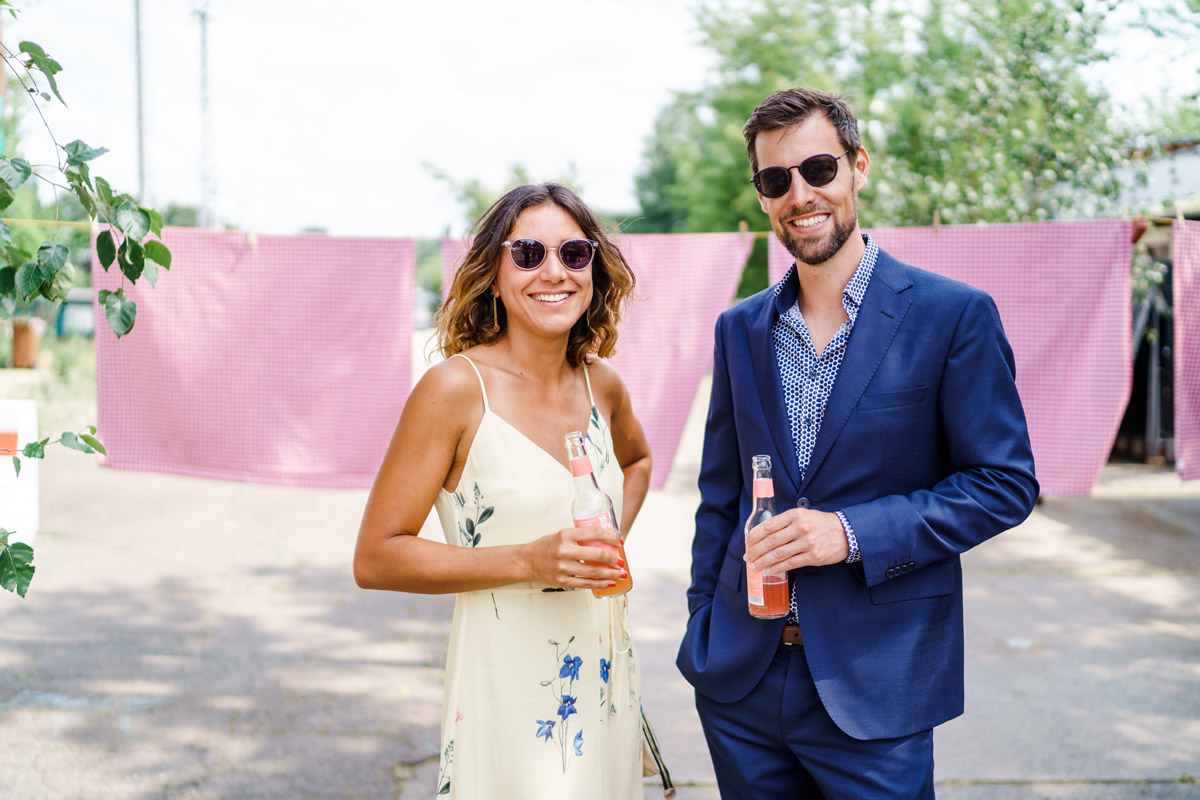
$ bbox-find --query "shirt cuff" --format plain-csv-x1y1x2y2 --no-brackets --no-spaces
836,510,860,563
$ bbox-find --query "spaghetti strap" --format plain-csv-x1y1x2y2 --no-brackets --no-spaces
582,361,596,408
450,353,490,412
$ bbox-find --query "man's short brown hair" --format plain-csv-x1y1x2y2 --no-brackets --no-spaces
743,87,862,175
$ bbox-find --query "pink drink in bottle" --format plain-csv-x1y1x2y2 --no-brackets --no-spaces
565,430,632,597
746,454,789,618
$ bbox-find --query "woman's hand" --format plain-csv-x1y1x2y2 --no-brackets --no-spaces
522,525,627,589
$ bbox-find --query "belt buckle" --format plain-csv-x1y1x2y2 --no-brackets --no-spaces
781,623,803,646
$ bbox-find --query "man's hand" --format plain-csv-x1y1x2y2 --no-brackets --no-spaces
744,508,849,573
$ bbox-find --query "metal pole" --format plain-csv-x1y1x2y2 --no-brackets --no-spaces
134,0,145,201
1146,295,1162,464
194,4,213,227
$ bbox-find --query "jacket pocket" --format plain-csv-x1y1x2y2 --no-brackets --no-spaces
717,550,744,593
869,558,955,604
858,385,927,411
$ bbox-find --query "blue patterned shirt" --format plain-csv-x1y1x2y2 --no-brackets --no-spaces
771,234,879,567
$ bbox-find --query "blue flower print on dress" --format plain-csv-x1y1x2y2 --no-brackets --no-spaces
558,694,577,720
600,658,610,684
539,636,584,772
560,654,582,683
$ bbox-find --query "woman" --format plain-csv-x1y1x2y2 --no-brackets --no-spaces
354,183,651,798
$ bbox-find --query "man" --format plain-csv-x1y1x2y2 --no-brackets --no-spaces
676,87,1038,798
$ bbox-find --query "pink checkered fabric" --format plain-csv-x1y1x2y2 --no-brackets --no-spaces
768,220,1133,496
95,228,415,487
1174,221,1200,482
442,233,754,488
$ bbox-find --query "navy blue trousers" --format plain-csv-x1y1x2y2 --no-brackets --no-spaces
695,644,935,799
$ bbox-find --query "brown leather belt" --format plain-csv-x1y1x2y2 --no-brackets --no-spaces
781,623,803,645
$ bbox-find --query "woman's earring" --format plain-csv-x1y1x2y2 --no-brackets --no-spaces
491,294,500,333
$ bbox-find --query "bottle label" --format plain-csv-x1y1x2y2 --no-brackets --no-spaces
753,478,774,499
747,568,765,605
570,456,593,477
575,512,619,555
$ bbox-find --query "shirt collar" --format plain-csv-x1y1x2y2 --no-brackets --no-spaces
773,233,879,316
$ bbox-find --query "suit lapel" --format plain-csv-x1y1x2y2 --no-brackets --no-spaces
747,288,801,493
801,254,913,492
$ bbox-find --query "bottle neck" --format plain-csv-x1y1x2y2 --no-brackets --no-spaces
752,477,775,511
753,495,776,512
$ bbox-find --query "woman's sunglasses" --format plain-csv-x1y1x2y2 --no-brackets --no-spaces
502,238,598,271
751,149,851,198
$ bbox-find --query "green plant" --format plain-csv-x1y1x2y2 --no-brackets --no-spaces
0,0,171,594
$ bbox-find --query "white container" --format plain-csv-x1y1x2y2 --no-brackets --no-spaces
0,399,39,547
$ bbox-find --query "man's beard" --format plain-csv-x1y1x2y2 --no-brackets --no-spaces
778,198,858,266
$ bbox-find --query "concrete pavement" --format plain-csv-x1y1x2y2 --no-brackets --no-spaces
1,370,1199,798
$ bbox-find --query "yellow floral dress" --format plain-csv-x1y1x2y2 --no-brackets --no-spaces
431,354,643,798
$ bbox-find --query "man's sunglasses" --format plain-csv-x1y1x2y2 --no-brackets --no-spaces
502,238,598,271
751,149,851,198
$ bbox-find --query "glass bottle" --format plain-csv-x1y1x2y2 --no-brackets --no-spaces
565,431,632,597
746,454,789,618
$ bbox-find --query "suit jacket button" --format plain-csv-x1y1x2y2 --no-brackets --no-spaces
797,497,810,509
886,568,897,579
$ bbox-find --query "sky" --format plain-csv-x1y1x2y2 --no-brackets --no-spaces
6,0,1198,239
7,0,716,238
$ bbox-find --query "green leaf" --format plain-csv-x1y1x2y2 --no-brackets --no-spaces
20,41,64,106
0,157,32,191
0,219,10,246
37,243,68,276
0,265,14,296
62,139,109,167
45,262,74,303
79,433,106,456
146,208,164,237
114,200,151,241
60,432,95,454
15,262,40,297
11,456,19,477
0,534,36,597
119,239,144,281
94,176,113,206
0,180,16,212
21,440,45,459
96,230,116,269
142,259,159,288
104,290,137,338
75,161,92,189
144,239,171,269
71,181,96,217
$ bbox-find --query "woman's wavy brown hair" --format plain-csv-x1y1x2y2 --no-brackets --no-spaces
437,183,636,367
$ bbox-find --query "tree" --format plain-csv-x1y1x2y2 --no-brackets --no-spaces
634,0,1158,291
0,0,173,596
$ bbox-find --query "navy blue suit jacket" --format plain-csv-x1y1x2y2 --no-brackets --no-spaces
677,247,1038,741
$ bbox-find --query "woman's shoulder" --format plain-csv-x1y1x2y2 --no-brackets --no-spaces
411,352,488,416
583,356,631,409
